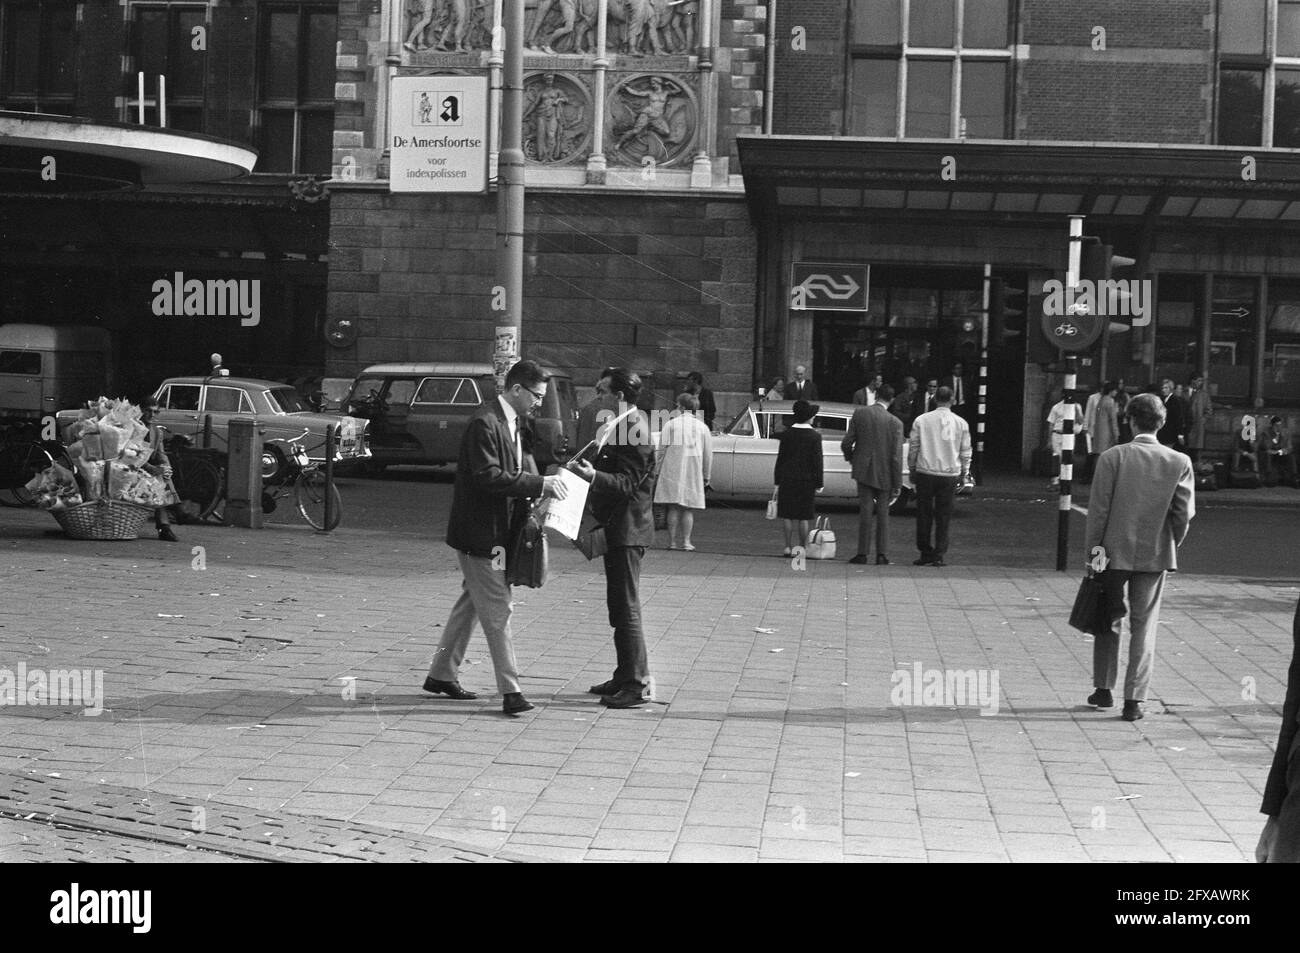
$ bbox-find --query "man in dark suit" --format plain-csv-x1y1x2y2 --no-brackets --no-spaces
424,359,568,715
1258,597,1300,862
940,362,972,423
569,367,656,709
686,370,717,431
787,364,818,402
842,384,903,565
1157,377,1189,452
890,376,920,436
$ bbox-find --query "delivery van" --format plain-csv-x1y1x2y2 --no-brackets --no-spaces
0,324,112,423
343,362,577,470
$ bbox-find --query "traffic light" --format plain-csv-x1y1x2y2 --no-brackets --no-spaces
1080,243,1138,334
989,277,1026,342
1027,293,1059,366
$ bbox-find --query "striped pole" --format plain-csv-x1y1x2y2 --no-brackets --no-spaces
1056,354,1078,571
975,264,990,485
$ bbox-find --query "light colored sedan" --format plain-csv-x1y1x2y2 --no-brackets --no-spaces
706,400,913,504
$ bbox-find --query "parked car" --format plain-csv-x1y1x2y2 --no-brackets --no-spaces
0,323,111,425
342,362,577,471
59,376,371,465
702,400,916,508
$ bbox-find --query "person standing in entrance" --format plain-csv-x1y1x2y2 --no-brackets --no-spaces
941,362,971,423
787,365,818,402
1187,374,1213,463
568,368,656,709
425,359,569,716
908,386,971,568
1084,393,1195,722
842,384,903,565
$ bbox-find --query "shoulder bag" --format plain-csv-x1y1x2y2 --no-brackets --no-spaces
507,501,548,588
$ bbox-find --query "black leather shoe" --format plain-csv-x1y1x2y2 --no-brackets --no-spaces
848,554,869,565
876,555,891,565
422,677,478,700
913,556,934,566
1122,700,1144,722
588,679,620,696
157,526,178,542
1087,688,1114,709
931,558,946,567
503,692,534,715
601,686,649,709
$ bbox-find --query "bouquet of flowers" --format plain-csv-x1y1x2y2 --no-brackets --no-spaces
28,397,177,509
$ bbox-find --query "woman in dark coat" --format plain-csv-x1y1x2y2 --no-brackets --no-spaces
773,399,823,555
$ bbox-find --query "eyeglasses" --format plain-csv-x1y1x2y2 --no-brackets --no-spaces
521,386,545,403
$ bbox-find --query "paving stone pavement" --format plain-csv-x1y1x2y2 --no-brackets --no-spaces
0,506,1292,862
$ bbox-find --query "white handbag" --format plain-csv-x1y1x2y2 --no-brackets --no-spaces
806,516,837,559
765,487,778,520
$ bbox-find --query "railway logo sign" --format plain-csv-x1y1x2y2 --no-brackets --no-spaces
790,263,870,312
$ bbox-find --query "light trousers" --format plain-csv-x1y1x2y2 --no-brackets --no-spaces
1092,569,1165,703
428,550,521,695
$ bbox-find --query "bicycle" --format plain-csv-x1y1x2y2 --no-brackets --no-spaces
260,429,342,531
0,425,69,507
163,433,226,524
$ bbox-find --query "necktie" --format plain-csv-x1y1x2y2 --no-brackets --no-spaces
955,377,962,405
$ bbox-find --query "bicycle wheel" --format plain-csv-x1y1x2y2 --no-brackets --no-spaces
294,470,342,530
8,444,55,506
172,455,223,523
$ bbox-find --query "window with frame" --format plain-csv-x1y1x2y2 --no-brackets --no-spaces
162,384,201,411
1264,279,1300,406
0,0,77,115
128,2,208,133
414,378,480,405
847,0,1012,139
1216,0,1300,146
203,387,252,413
257,3,337,173
1152,275,1202,392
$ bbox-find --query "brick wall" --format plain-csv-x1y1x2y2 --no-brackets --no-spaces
1019,0,1214,143
770,0,844,135
718,2,769,166
333,0,383,181
326,189,756,407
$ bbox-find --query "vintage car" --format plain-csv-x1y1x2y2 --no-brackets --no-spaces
704,399,975,506
342,362,577,471
58,376,371,465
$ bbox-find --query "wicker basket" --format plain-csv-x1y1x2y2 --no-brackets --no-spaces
51,498,155,540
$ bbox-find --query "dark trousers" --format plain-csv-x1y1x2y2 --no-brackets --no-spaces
1263,451,1299,486
914,472,958,559
1272,731,1300,862
603,545,649,690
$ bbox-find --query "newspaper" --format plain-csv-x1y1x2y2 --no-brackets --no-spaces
540,467,591,540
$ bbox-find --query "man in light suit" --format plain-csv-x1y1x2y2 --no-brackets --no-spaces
1257,596,1300,862
842,384,903,565
1084,393,1195,722
425,359,569,715
787,364,818,402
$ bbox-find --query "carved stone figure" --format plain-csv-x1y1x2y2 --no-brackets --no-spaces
527,0,583,54
523,73,588,162
404,0,491,54
610,75,692,163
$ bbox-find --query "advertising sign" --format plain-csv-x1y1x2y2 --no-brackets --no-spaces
389,76,489,193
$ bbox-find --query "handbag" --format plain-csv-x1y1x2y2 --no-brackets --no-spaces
765,487,778,520
805,516,837,559
1068,570,1110,635
507,502,548,588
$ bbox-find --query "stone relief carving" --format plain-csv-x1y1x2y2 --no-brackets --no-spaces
403,0,492,54
522,73,591,163
403,0,700,56
607,74,695,165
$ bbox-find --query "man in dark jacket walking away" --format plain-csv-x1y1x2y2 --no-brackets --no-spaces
569,367,657,709
424,359,568,715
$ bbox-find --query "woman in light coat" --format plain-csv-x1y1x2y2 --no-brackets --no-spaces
654,392,712,550
1092,381,1120,457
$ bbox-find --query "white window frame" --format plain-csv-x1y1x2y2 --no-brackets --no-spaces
1217,0,1300,146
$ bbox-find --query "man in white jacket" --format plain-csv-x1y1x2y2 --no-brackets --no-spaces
907,386,971,568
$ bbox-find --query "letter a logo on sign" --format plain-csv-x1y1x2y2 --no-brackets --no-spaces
441,96,460,124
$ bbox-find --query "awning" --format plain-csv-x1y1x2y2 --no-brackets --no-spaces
737,136,1300,228
0,111,258,191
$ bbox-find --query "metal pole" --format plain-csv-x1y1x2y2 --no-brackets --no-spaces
1056,354,1078,571
202,414,212,450
323,425,335,533
1067,215,1084,289
976,262,990,484
495,0,525,383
